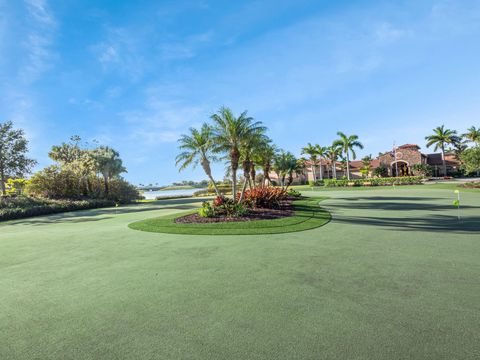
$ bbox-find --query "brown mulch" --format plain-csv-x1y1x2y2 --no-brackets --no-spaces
175,200,295,224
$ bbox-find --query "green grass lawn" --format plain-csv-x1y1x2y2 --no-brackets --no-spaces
1,188,479,359
129,197,330,235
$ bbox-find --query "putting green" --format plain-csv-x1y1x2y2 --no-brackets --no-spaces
128,197,331,235
1,188,479,360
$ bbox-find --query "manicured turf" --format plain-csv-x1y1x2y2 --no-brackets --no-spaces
128,197,330,235
1,188,479,359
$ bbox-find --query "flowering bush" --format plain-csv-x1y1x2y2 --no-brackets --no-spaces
239,187,287,209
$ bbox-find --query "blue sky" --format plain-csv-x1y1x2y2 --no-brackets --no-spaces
1,0,480,185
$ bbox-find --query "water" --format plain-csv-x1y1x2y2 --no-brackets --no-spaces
142,188,206,200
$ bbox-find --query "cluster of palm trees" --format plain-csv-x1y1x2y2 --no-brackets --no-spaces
176,107,303,202
301,132,364,181
425,125,480,176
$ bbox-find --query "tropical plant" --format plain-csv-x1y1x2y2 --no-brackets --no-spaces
5,178,29,195
333,132,364,180
253,142,277,188
314,144,327,180
238,132,268,202
301,143,318,184
91,146,126,196
360,155,373,178
463,126,480,146
0,121,37,195
175,123,221,196
211,107,266,201
411,163,433,177
425,125,460,176
460,147,480,175
373,162,389,177
325,144,341,179
273,151,302,189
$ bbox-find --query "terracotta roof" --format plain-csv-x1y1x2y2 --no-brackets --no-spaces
398,144,420,150
426,153,459,166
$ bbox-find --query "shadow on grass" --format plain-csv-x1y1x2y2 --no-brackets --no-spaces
2,198,206,226
331,214,480,234
332,197,480,212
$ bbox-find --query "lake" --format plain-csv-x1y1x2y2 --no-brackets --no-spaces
142,188,206,200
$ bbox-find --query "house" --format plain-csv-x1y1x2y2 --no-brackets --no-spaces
269,144,460,185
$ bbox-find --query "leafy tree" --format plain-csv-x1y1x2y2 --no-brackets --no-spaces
425,125,460,176
48,136,83,164
211,107,265,200
412,163,433,177
333,132,364,180
301,143,318,183
373,163,389,177
91,146,126,196
175,124,221,197
460,147,480,175
0,121,37,195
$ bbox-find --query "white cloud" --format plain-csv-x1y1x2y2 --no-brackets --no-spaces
20,0,57,83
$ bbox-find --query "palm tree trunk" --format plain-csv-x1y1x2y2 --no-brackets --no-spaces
346,151,351,180
232,168,237,198
319,159,323,180
441,146,447,176
311,164,315,184
201,158,221,197
238,178,248,203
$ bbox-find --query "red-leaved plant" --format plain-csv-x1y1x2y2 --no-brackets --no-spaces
237,187,287,209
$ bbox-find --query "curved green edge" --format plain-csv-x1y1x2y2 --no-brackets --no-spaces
128,197,331,235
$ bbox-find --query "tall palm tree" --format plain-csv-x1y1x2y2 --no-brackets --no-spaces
425,125,459,176
326,144,341,179
175,123,221,197
314,144,327,180
333,132,364,180
301,143,318,184
464,126,480,146
211,107,266,200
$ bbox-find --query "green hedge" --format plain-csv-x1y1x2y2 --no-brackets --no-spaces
323,176,425,187
0,196,116,221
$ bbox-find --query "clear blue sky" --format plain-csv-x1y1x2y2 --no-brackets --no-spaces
1,0,480,185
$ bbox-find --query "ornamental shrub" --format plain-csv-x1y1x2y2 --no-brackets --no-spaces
324,176,424,187
240,187,287,209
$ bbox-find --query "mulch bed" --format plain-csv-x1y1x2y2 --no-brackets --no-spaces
175,200,295,224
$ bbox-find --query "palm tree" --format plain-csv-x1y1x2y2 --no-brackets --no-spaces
301,143,318,184
175,123,221,197
326,144,341,179
425,125,459,176
238,132,267,202
211,107,266,200
92,146,126,196
314,144,327,180
464,126,480,146
333,132,364,180
273,151,300,189
252,141,277,188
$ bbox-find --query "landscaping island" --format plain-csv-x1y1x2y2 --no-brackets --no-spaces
129,196,330,235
